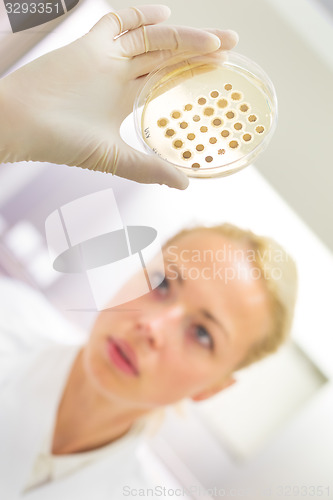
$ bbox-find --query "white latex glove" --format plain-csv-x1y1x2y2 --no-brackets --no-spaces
0,4,238,189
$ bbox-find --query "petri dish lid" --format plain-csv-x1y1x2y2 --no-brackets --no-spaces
134,52,278,178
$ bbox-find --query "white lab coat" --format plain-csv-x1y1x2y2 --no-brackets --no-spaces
0,279,149,500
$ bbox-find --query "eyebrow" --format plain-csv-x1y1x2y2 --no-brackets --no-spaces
201,309,230,340
166,261,231,340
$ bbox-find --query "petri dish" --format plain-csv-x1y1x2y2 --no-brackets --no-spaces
134,52,278,178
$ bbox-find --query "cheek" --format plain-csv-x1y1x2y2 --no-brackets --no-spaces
83,341,109,389
88,315,107,347
155,354,215,398
83,328,127,398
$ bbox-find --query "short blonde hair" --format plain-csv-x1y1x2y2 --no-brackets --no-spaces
165,223,298,371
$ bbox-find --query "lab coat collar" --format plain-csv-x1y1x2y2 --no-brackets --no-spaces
22,427,143,500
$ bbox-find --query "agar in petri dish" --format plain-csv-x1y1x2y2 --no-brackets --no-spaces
134,52,277,178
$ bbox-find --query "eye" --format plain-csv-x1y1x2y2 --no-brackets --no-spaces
151,272,170,297
190,325,214,350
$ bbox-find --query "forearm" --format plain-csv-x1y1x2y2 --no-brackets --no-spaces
0,74,38,164
0,78,14,164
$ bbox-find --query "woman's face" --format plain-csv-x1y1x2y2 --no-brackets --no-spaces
84,230,272,409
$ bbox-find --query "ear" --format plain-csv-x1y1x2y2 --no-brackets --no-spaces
191,377,236,402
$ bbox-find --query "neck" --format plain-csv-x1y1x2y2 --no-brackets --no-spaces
52,348,148,455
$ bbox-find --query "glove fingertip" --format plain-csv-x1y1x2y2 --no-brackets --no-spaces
162,166,190,190
159,4,171,19
224,29,239,48
167,175,189,190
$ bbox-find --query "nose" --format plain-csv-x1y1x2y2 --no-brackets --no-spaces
135,304,184,350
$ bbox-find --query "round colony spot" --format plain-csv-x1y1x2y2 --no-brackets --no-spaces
198,97,207,105
157,118,168,127
225,111,235,119
248,114,257,123
224,83,232,91
239,103,250,113
184,104,193,111
171,111,181,119
234,122,243,130
192,163,200,169
204,107,214,116
231,92,242,101
180,121,188,129
173,139,183,149
200,126,208,133
165,128,175,137
212,118,223,127
217,99,228,109
242,133,252,142
193,115,200,122
221,129,230,138
255,125,265,134
210,90,219,98
196,144,205,152
205,156,213,162
229,140,239,149
187,133,196,140
209,137,217,144
182,151,192,159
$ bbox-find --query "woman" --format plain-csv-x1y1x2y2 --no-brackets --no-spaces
0,223,297,499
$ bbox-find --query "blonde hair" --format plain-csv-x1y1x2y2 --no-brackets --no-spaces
165,223,298,371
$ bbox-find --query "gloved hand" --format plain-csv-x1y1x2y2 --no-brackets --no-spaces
0,4,238,189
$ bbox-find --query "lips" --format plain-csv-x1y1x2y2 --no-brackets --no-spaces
106,337,139,376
